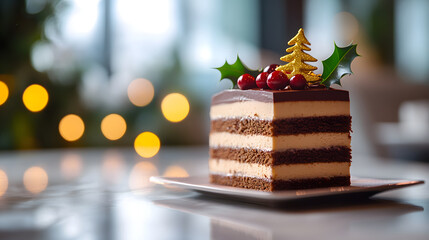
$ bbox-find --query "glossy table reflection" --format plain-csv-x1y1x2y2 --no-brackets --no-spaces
0,147,427,240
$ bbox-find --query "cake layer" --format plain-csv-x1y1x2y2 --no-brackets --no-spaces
211,116,351,135
209,89,352,191
211,88,350,105
210,174,351,191
210,101,350,120
209,132,351,151
209,159,351,180
210,146,351,165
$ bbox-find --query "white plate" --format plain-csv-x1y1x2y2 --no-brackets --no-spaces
150,176,424,204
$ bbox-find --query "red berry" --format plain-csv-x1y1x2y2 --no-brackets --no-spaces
263,64,279,74
256,72,269,89
290,74,307,90
237,74,256,90
267,71,289,90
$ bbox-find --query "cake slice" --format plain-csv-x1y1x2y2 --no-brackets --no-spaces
209,88,351,191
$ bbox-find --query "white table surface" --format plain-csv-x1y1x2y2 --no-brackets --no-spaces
0,147,427,240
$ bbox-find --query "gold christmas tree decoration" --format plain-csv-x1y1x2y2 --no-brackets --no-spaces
276,28,320,83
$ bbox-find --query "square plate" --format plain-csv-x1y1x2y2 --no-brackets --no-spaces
150,176,424,204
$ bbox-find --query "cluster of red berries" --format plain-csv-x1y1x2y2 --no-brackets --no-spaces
237,64,307,90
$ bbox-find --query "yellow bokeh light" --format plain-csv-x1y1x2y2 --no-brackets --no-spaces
127,78,155,107
161,93,190,122
134,132,161,158
59,114,85,142
22,84,49,112
128,161,158,193
0,169,8,197
61,153,83,180
163,165,189,178
23,166,48,194
0,81,8,106
101,114,127,140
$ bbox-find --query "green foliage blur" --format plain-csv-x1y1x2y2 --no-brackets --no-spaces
0,0,70,149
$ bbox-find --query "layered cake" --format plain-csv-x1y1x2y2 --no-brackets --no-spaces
211,28,357,191
209,88,351,191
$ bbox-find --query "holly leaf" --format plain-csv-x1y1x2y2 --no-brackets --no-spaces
321,43,359,88
214,55,260,88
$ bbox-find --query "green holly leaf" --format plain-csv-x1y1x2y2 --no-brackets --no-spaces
214,55,260,88
321,43,359,88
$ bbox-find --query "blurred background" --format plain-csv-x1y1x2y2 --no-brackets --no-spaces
1,1,429,239
0,0,429,161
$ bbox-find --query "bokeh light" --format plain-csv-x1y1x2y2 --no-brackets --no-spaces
22,84,49,112
101,114,127,140
134,132,161,158
163,165,189,178
31,41,54,72
0,81,9,106
102,150,125,185
0,169,8,197
161,93,190,122
61,153,83,180
128,161,158,193
59,114,85,142
334,12,359,42
23,166,48,194
127,78,155,107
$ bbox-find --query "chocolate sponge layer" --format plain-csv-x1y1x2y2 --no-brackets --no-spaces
211,116,351,136
210,147,351,165
210,174,351,191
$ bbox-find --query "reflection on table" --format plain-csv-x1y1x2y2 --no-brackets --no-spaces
0,147,427,240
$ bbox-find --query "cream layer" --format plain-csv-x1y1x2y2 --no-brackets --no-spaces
210,101,350,120
209,132,350,151
209,158,350,180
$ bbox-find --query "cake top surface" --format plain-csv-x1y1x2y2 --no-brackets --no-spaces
212,88,349,105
